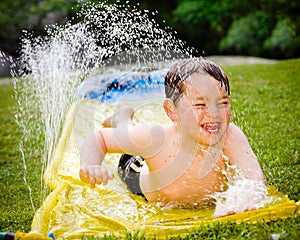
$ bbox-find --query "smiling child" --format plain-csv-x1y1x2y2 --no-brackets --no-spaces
79,57,265,215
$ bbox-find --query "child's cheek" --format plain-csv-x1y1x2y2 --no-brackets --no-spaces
193,108,206,122
226,107,231,121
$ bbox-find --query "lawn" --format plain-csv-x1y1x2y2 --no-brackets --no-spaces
0,59,299,239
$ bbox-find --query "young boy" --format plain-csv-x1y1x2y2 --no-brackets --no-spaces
79,58,265,215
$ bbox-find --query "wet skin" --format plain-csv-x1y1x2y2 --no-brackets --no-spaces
80,72,265,209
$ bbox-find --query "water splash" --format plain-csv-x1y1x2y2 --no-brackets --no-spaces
12,1,192,210
212,164,273,217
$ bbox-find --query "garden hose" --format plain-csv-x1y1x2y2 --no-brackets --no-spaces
0,232,14,240
0,232,54,240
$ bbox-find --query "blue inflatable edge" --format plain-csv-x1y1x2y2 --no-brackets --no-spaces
79,69,167,103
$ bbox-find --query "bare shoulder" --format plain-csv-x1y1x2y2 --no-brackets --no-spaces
226,123,249,144
224,123,252,161
224,123,265,181
227,122,242,134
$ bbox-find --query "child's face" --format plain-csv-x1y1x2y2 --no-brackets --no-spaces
175,72,230,146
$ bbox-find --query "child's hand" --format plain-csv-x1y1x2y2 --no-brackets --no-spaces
79,165,114,188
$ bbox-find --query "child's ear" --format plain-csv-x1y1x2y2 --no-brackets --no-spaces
164,99,179,122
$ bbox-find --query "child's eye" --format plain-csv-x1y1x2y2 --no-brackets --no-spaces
218,101,229,106
194,103,205,106
193,103,206,107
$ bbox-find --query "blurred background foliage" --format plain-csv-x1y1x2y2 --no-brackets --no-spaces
0,0,299,59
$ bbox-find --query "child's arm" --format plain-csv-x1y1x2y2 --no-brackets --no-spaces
224,123,265,182
102,106,134,128
213,123,267,217
79,130,114,188
80,107,166,188
80,106,135,188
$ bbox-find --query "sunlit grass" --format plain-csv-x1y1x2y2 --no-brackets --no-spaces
0,59,299,238
224,59,300,201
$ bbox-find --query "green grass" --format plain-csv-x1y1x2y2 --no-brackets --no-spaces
224,59,300,201
0,59,299,239
0,78,43,232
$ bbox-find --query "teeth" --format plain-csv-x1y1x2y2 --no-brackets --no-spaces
206,123,218,127
202,123,219,133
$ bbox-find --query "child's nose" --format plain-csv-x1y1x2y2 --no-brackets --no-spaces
207,106,219,119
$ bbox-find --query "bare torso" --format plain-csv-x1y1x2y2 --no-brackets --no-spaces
140,126,228,206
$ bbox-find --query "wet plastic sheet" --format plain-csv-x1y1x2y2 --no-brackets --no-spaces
29,100,300,239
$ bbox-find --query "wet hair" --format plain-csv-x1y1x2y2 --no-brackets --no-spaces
165,57,230,104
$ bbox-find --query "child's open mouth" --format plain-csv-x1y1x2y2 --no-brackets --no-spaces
201,122,221,134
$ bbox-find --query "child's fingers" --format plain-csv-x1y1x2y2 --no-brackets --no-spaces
95,167,113,185
108,172,114,180
100,172,114,185
89,166,108,185
90,177,96,189
103,170,114,182
79,167,89,182
80,165,114,188
99,168,109,185
91,168,102,188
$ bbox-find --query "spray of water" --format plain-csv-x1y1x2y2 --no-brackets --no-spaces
12,1,193,211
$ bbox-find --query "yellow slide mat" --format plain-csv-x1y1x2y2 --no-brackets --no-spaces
28,100,299,239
